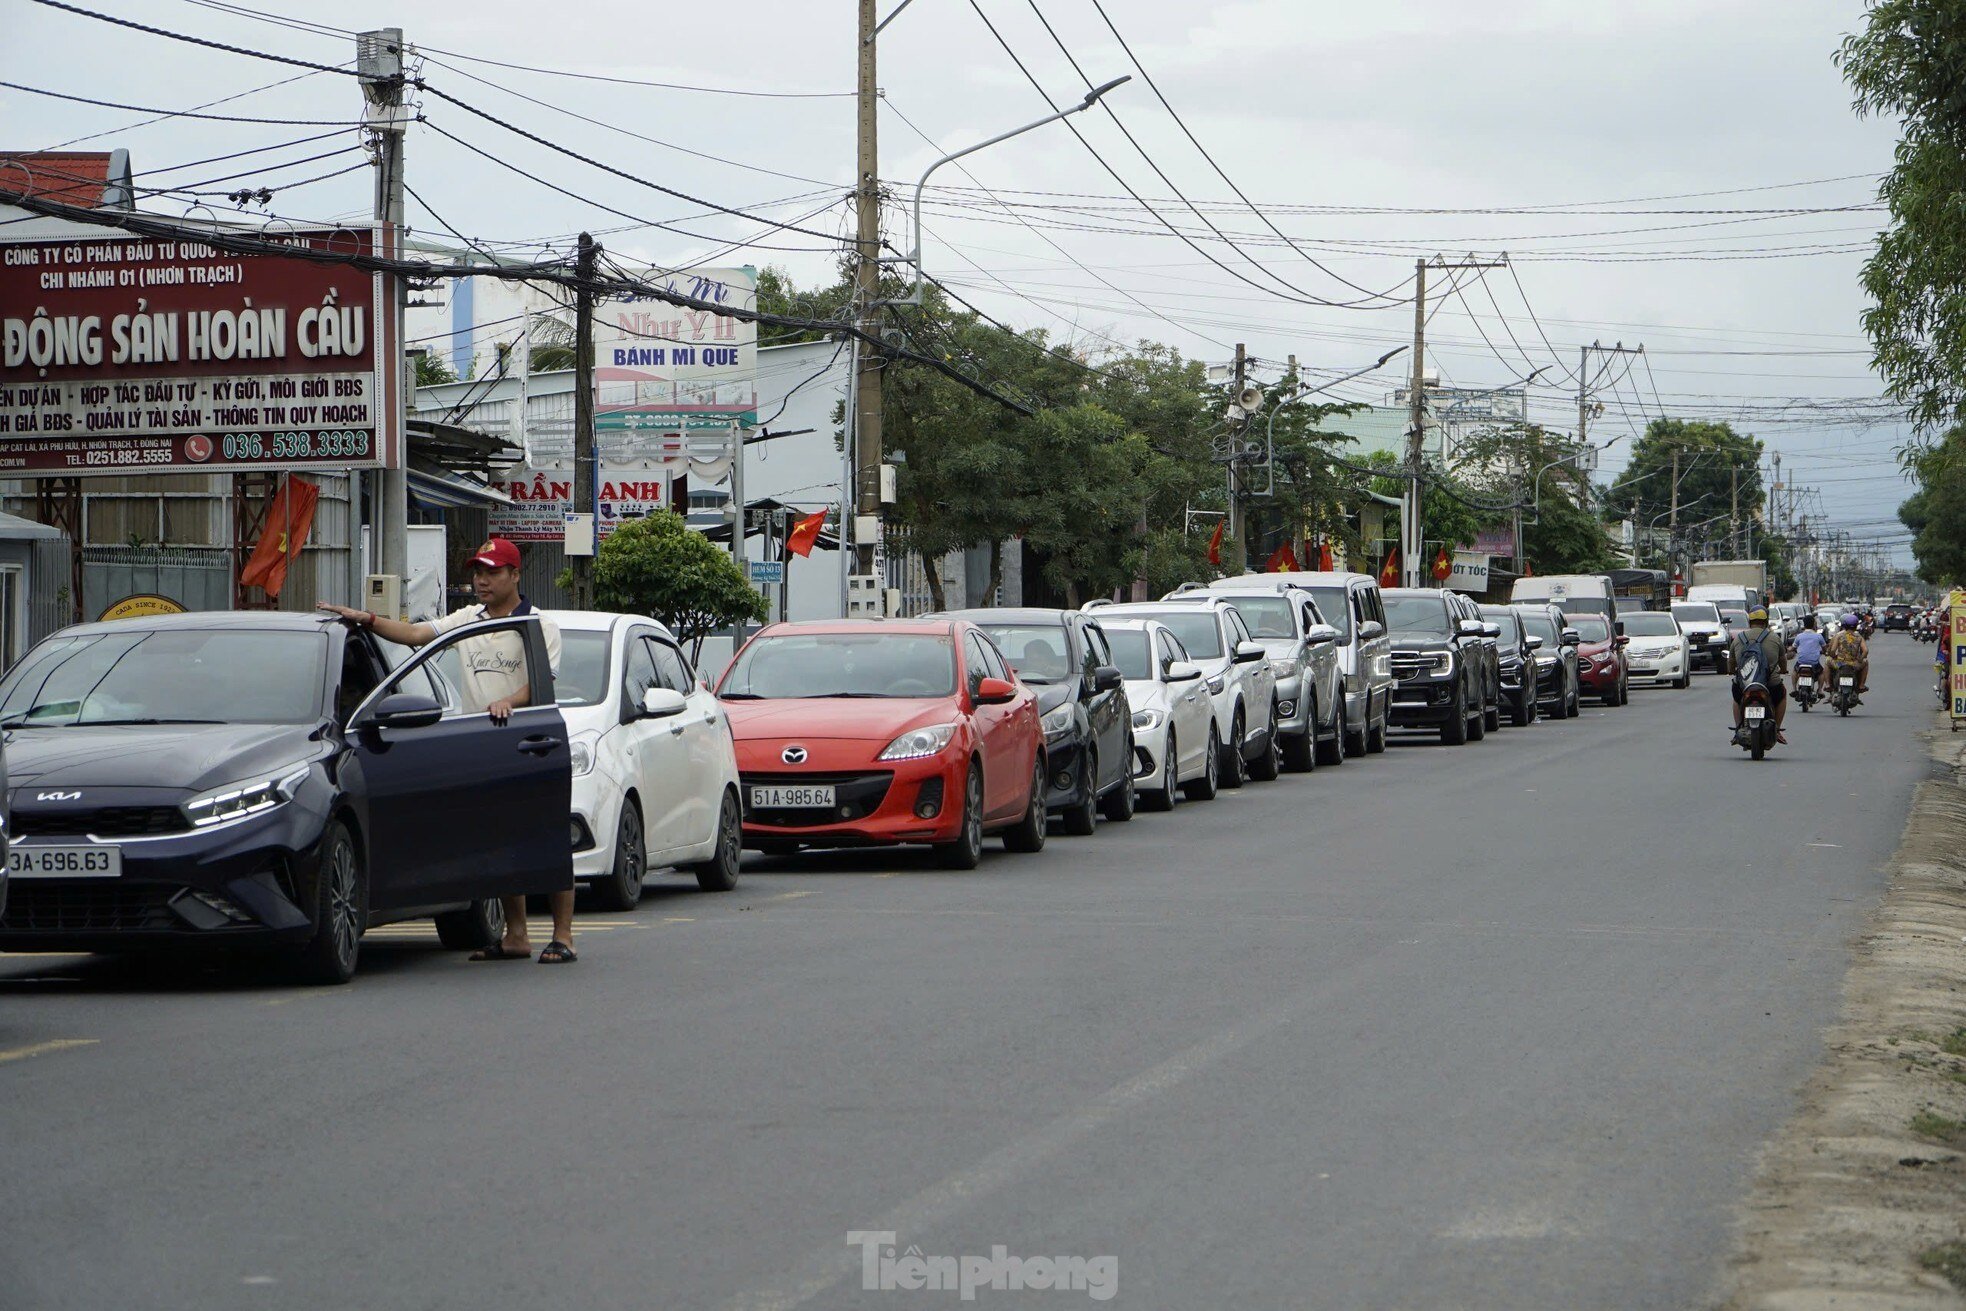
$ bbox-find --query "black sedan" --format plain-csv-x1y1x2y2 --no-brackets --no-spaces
934,607,1134,834
0,611,572,982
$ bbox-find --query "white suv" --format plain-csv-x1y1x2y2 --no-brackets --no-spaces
1085,598,1279,788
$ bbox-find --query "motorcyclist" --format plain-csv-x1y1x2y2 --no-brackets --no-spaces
1825,612,1870,697
1789,613,1825,697
1730,608,1788,744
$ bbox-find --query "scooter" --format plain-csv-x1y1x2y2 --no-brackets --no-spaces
1793,662,1821,713
1734,652,1780,760
1829,666,1861,716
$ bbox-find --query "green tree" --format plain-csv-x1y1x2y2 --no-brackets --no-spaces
1838,5,1966,436
1604,419,1763,543
580,511,767,656
1899,430,1966,583
412,351,457,388
1454,423,1616,574
1364,451,1501,572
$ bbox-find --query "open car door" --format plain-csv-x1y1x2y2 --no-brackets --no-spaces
346,615,572,911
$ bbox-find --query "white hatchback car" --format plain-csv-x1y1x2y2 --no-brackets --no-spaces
547,611,744,910
1097,619,1218,808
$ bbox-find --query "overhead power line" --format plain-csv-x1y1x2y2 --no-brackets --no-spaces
3,79,366,127
30,0,363,76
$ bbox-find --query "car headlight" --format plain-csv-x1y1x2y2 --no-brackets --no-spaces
878,722,959,761
1039,704,1075,739
1535,654,1556,668
569,733,598,777
182,763,310,828
1429,651,1455,676
1205,673,1226,695
1131,708,1164,730
1269,656,1296,675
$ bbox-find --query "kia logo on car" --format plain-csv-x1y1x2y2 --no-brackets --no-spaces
781,746,808,765
36,791,81,802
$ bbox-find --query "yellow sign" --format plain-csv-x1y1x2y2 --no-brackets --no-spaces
97,594,187,622
1951,591,1966,722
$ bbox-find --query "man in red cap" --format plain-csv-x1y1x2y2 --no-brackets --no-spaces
319,537,575,963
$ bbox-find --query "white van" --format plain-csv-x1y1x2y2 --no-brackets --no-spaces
1685,583,1756,615
1509,575,1617,628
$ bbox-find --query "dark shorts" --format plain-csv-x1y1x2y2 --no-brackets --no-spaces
1731,680,1787,705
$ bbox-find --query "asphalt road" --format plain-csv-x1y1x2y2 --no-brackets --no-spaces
0,636,1939,1311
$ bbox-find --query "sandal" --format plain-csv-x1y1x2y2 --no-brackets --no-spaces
469,943,530,961
537,941,578,964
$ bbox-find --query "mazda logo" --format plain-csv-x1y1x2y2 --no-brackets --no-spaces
781,746,808,765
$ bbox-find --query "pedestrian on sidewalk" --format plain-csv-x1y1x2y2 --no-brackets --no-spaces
319,537,578,964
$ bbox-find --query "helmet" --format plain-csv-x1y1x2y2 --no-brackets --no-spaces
1842,613,1861,629
1748,608,1768,624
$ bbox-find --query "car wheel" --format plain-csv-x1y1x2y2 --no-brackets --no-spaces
1283,701,1317,773
587,800,646,912
1219,711,1247,789
1366,702,1388,753
1061,750,1098,836
294,819,363,985
688,787,743,892
1002,757,1048,853
1342,700,1368,758
936,764,986,869
1315,699,1345,767
1468,685,1488,741
1441,686,1469,745
434,895,505,952
1247,704,1282,781
1142,731,1177,812
1184,725,1221,801
1512,687,1534,728
1099,750,1137,822
1676,670,1691,690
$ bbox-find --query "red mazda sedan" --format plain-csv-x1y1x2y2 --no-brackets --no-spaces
716,620,1047,868
1569,612,1631,706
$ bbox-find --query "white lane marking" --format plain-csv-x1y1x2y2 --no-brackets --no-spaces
1808,842,1842,848
0,1038,97,1065
725,983,1330,1311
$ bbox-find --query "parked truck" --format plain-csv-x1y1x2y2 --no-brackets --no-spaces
1688,559,1768,607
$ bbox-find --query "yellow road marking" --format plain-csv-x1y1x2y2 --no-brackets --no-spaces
0,1038,97,1064
763,890,818,902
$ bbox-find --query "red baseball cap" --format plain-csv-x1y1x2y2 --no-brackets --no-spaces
468,537,521,570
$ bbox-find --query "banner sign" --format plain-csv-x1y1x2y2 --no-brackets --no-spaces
1447,550,1490,592
488,466,675,543
1469,528,1515,557
593,265,757,454
0,226,394,475
1951,593,1966,722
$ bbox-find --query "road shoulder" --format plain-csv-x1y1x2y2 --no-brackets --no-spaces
1723,716,1966,1308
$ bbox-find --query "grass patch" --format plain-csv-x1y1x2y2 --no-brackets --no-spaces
1919,1242,1966,1291
1942,1029,1966,1058
1909,1110,1966,1145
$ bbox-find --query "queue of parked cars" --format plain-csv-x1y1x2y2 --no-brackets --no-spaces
0,568,1765,985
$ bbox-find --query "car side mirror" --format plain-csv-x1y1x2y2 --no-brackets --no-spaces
1482,624,1501,639
1305,624,1339,646
1456,619,1485,637
974,676,1017,705
1233,641,1265,664
1561,628,1583,647
640,686,687,720
1165,660,1202,682
1093,664,1124,693
1524,635,1546,651
1359,620,1385,641
370,692,443,730
1615,620,1626,636
1615,635,1630,649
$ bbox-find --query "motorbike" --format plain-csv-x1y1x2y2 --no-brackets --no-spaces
1829,665,1861,716
1793,662,1821,713
1734,648,1781,760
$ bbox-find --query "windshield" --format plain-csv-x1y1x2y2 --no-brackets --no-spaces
1124,610,1222,660
0,628,327,726
1556,597,1606,616
1569,615,1613,642
1217,596,1294,639
551,630,612,708
1102,628,1155,681
1302,587,1353,641
1518,611,1559,643
721,632,955,698
1721,609,1750,627
1481,610,1520,642
979,624,1072,683
1673,603,1720,624
1383,594,1453,637
1622,612,1678,637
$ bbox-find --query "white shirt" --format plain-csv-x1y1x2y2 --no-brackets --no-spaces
429,599,562,714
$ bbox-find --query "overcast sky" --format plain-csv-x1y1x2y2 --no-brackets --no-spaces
3,0,1914,563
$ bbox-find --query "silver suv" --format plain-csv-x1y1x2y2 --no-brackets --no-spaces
1218,571,1394,756
1171,582,1345,770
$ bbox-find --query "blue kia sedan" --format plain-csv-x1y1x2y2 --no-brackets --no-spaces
0,610,572,982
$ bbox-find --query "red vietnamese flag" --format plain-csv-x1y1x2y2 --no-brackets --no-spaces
1318,540,1334,571
1264,541,1299,573
1432,546,1452,582
238,474,319,598
1207,519,1225,566
1379,546,1399,587
786,507,828,557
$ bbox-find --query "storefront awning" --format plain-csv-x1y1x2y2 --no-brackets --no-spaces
408,468,512,511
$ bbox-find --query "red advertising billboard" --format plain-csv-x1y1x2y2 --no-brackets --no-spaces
0,226,396,475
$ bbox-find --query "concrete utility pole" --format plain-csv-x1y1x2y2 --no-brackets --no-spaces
1402,256,1507,586
1226,341,1248,566
850,0,883,608
570,232,597,609
1729,463,1740,557
359,28,409,611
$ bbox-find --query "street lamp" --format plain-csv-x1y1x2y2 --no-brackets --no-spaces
884,76,1131,305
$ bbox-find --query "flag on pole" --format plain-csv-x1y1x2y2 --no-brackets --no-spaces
1432,546,1452,582
1265,541,1298,573
1207,519,1225,566
1318,540,1334,571
238,475,319,598
786,508,828,557
1379,546,1398,588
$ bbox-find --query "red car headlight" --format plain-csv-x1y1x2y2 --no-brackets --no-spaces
876,722,959,761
